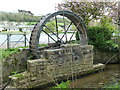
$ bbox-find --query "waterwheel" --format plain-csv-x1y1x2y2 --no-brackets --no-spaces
30,11,88,58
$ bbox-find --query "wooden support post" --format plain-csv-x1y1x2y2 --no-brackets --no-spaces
48,35,50,43
7,34,10,49
24,34,26,47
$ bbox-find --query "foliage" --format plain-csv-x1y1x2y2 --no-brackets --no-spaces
44,21,56,33
113,26,120,50
0,48,19,60
53,80,70,88
74,16,118,51
103,82,120,89
19,28,23,32
11,71,18,75
0,31,30,34
0,46,28,60
87,26,118,51
68,40,80,44
57,0,118,26
44,21,65,33
2,48,19,58
12,73,24,78
38,44,48,47
75,31,80,40
26,22,37,25
100,16,116,31
0,11,41,22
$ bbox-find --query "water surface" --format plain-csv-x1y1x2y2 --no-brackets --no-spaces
69,64,120,88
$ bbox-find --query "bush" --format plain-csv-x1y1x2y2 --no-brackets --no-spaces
75,25,118,51
75,31,80,40
19,28,22,32
87,26,118,51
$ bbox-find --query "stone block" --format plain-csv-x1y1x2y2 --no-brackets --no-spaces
30,76,37,81
8,44,94,88
18,78,29,85
27,59,46,72
43,48,65,55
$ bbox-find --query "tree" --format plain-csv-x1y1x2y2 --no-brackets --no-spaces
44,21,56,33
56,0,118,26
0,11,41,22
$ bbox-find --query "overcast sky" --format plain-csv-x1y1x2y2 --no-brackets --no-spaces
0,0,63,15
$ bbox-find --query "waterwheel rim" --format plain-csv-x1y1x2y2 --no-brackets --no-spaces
30,10,88,58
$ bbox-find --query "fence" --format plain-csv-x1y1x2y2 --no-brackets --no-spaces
0,34,29,49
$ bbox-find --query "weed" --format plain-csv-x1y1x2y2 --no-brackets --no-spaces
52,80,71,88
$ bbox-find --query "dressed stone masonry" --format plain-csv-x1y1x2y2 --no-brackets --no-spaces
8,44,104,88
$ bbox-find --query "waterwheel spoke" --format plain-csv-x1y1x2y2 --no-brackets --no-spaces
44,25,64,43
30,11,88,58
69,29,77,42
60,22,73,41
55,16,59,40
63,12,67,42
42,29,57,43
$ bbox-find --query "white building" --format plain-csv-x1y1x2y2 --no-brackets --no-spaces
0,21,34,32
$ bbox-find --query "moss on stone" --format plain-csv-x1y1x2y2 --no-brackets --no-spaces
12,73,24,78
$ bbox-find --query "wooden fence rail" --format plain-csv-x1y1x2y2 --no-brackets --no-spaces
0,34,29,49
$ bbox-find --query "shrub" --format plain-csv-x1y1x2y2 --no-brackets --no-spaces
53,80,70,88
87,26,118,51
75,31,80,40
75,25,118,51
19,28,23,32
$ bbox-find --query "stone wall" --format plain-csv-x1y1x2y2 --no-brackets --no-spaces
2,44,119,85
93,49,120,64
2,48,30,82
8,44,94,88
0,60,2,86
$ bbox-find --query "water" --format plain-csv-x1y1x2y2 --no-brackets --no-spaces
69,64,120,88
41,64,120,89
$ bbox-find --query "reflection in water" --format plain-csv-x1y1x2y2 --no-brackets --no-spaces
69,64,120,88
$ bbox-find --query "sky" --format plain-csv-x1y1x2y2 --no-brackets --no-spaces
0,0,118,16
0,0,63,15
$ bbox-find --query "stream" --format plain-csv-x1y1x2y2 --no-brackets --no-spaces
43,64,119,89
68,64,120,88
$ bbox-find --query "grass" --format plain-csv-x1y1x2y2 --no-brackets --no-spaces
102,81,120,90
38,44,48,47
68,40,80,44
103,82,120,89
52,80,120,89
52,80,70,88
12,73,24,78
0,43,49,61
0,48,19,60
0,31,30,34
25,22,37,25
0,44,49,61
0,46,28,60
